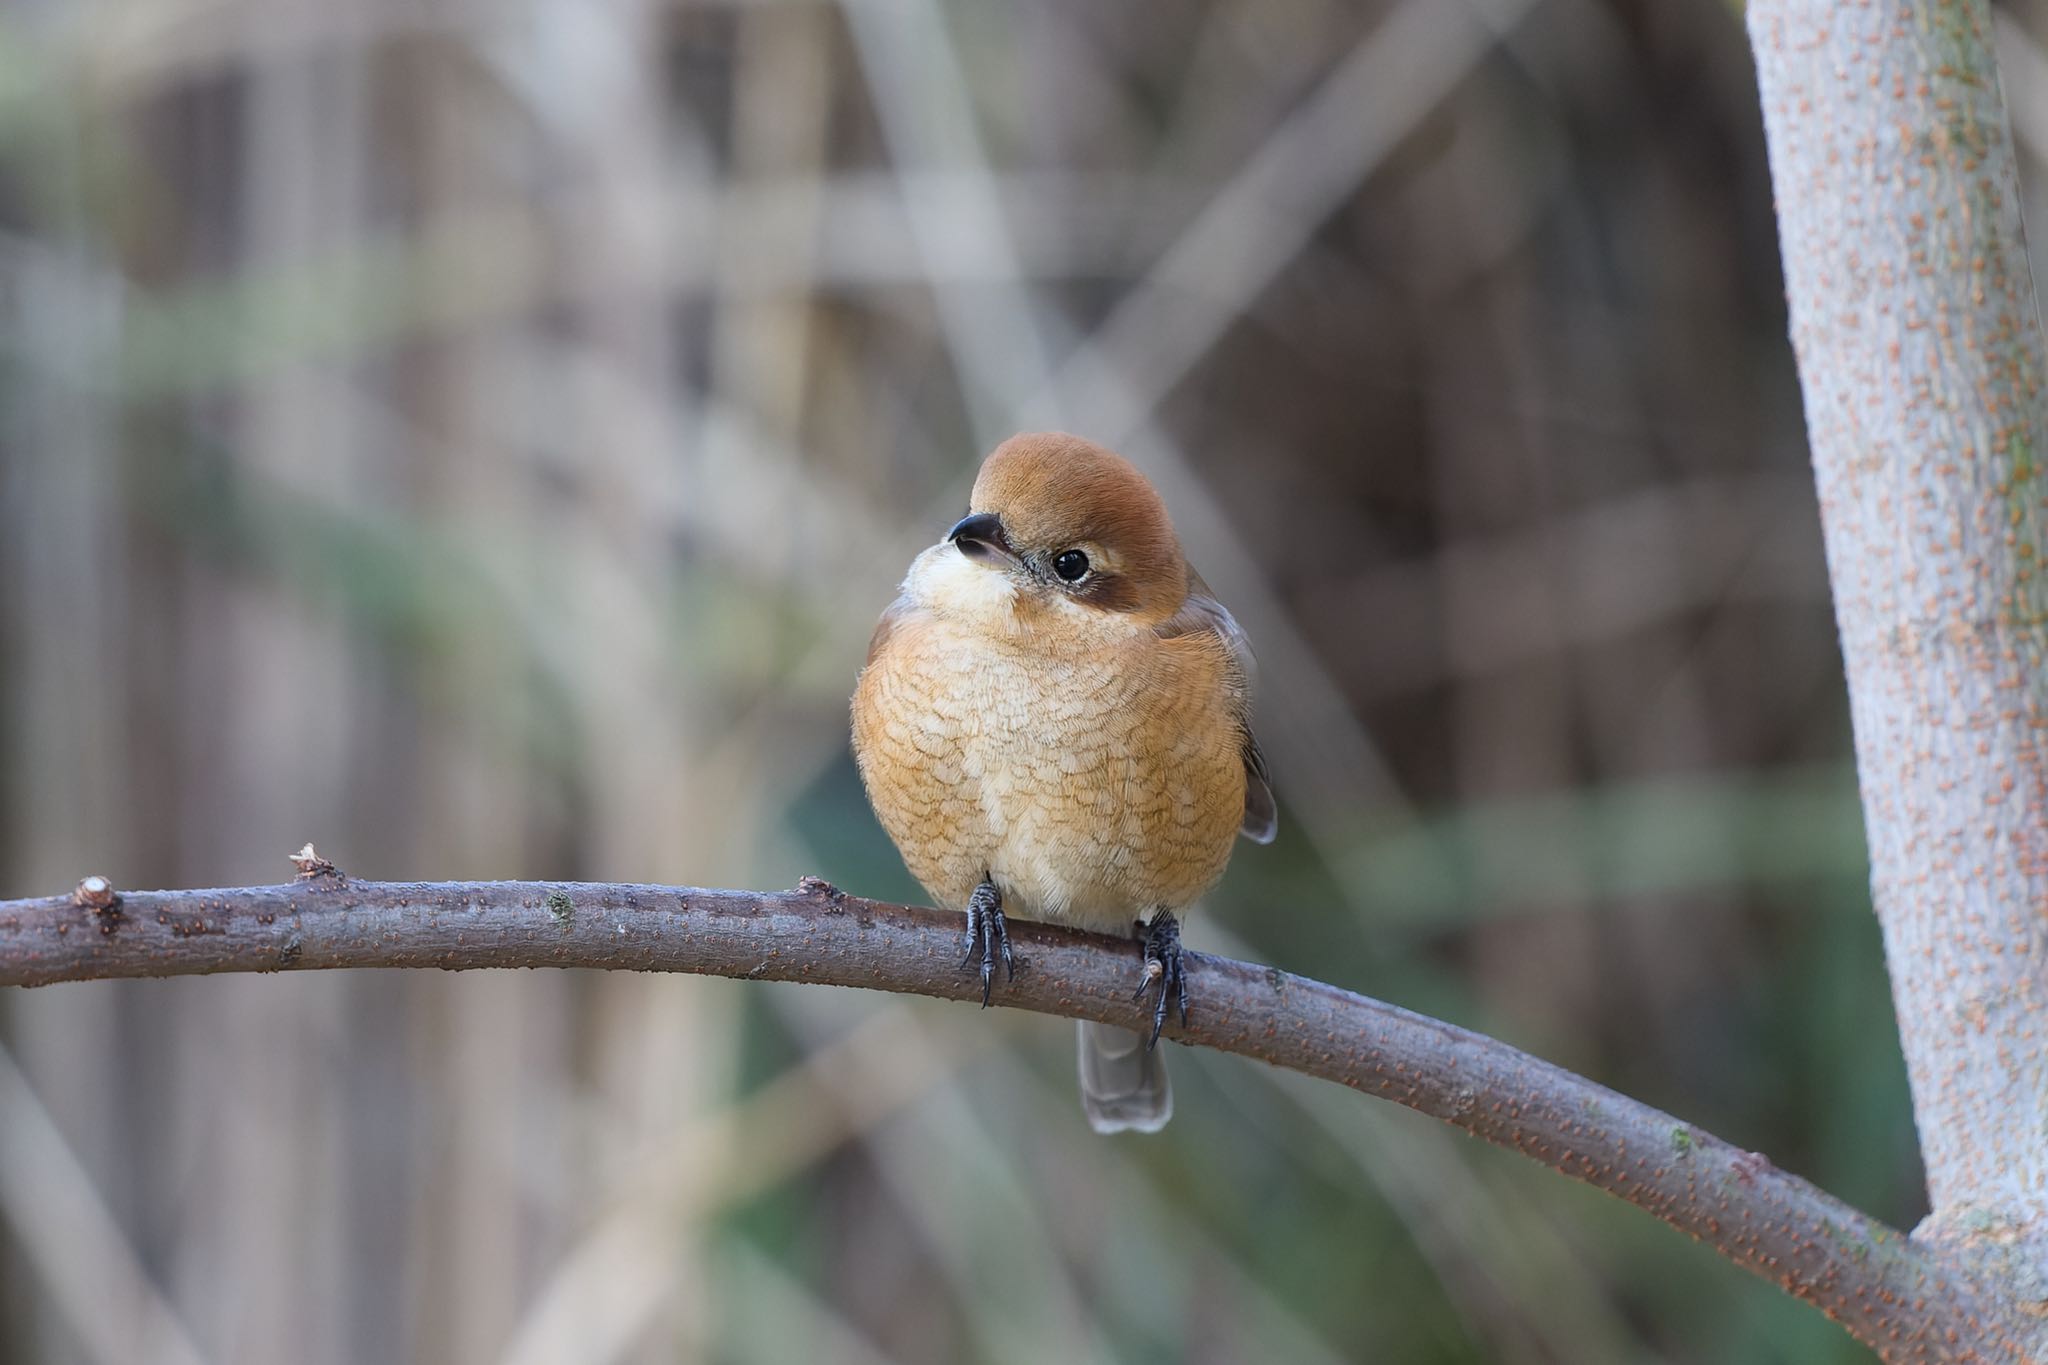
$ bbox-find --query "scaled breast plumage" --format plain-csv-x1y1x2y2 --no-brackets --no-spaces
852,553,1265,929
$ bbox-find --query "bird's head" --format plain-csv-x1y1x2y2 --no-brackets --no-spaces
908,433,1189,637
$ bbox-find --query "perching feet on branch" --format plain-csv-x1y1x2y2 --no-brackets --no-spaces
961,878,1014,1007
1136,911,1189,1048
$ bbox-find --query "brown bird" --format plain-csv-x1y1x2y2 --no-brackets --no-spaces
851,432,1275,1132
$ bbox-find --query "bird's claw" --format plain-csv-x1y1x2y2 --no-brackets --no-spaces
961,879,1014,1006
1134,911,1189,1049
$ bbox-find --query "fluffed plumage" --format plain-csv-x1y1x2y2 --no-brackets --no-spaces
851,432,1273,1132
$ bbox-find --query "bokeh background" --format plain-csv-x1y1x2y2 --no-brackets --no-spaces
12,0,2048,1361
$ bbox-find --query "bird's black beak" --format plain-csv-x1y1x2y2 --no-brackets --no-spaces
948,512,1016,564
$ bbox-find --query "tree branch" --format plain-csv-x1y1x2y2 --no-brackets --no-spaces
0,868,2011,1359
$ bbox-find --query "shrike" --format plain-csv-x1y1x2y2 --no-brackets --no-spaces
852,432,1274,1133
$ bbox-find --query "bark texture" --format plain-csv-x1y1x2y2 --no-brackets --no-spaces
1751,0,2048,1347
0,873,2007,1357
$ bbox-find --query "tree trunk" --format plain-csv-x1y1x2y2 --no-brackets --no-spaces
1749,0,2048,1348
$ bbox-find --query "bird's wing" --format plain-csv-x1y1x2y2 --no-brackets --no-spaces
1157,568,1277,844
864,593,917,667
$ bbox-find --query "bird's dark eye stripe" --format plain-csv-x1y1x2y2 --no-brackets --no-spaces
1053,549,1090,581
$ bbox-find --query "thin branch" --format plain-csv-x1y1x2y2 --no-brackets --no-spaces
0,870,2009,1360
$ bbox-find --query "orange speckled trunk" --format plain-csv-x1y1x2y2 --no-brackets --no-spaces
1751,0,2048,1348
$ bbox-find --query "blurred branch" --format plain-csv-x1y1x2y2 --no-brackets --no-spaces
497,1004,990,1365
0,1046,215,1365
1047,0,1534,439
0,868,2002,1357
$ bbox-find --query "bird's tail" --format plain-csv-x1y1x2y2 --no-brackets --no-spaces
1077,1020,1172,1134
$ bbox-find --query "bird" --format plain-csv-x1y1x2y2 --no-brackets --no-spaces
851,431,1275,1133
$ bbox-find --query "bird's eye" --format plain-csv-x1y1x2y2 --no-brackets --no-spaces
1053,549,1090,582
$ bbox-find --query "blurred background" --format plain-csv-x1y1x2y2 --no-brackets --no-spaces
12,0,2048,1360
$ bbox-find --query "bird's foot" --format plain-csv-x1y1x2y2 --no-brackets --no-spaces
1134,911,1190,1049
960,879,1014,1007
